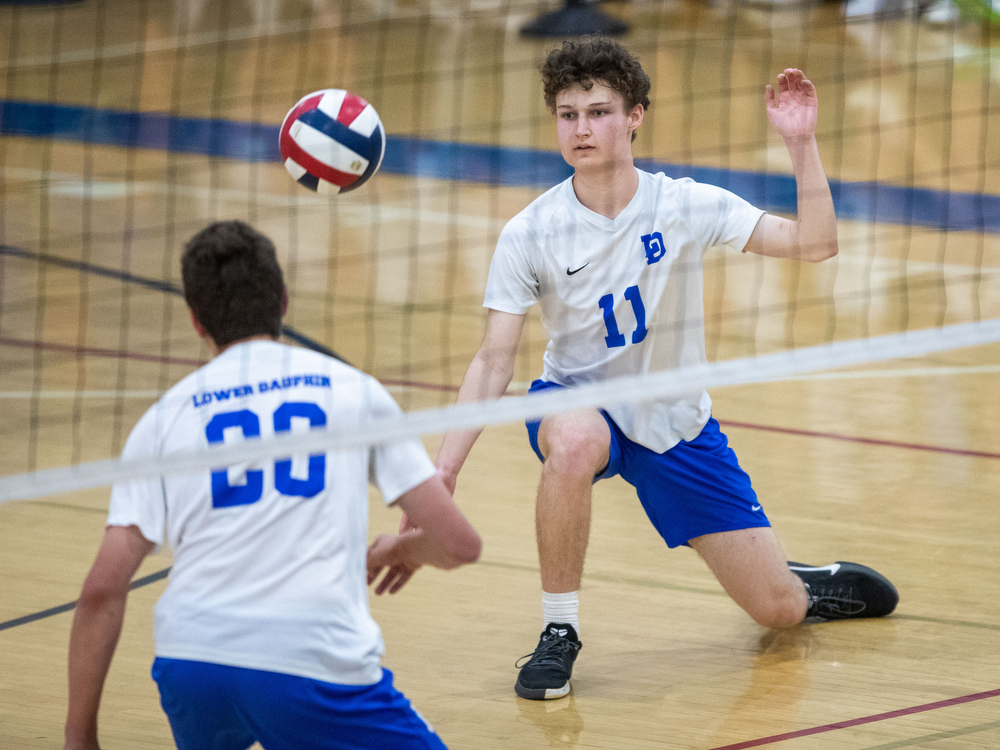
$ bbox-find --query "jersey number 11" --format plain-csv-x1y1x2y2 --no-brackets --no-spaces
599,285,648,348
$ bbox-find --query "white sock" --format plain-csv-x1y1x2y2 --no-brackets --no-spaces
542,590,580,637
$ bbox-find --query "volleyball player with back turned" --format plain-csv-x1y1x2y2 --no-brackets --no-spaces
63,220,481,749
424,38,898,701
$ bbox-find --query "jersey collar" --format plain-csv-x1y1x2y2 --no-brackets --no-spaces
565,167,646,231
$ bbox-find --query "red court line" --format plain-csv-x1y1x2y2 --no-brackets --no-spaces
719,419,1000,461
0,336,205,367
380,377,460,393
710,688,1000,749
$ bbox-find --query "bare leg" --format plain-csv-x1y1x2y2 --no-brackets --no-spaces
689,527,808,628
535,409,611,594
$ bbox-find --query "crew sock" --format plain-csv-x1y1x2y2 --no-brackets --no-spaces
542,590,580,637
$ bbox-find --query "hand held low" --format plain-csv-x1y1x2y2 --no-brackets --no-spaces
366,533,422,594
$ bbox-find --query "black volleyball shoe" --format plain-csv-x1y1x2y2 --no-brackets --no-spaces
515,623,582,700
788,561,899,620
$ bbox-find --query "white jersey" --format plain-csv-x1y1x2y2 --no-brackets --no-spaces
107,339,436,686
484,168,764,453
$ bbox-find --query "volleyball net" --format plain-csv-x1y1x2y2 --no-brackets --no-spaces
1,0,998,501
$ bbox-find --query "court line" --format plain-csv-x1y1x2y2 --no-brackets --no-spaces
0,566,170,633
892,613,1000,631
0,245,347,363
0,390,165,399
8,167,1000,277
3,334,999,462
2,98,999,233
709,688,1000,750
0,387,446,398
859,719,1000,750
3,557,997,634
4,166,507,232
478,560,728,598
720,420,1000,460
783,362,1000,379
0,339,461,387
13,356,1000,397
482,562,1000,632
2,559,995,750
0,336,206,367
512,361,1000,390
4,244,998,466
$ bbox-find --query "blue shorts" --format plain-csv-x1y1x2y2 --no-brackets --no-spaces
525,380,769,548
151,658,447,750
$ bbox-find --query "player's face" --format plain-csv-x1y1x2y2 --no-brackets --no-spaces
555,82,642,173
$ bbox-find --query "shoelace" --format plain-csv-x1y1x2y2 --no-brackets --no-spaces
806,584,867,618
515,633,580,670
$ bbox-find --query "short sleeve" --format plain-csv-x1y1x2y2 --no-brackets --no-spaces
107,408,167,546
365,381,436,504
680,180,765,252
482,217,539,314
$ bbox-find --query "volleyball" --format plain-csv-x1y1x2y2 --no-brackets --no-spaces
279,89,386,194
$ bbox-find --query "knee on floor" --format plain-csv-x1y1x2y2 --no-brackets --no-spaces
745,584,808,629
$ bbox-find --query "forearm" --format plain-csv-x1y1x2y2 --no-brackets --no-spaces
65,590,128,745
436,350,515,481
787,135,838,261
393,526,479,570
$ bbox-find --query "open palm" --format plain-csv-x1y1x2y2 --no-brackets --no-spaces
766,68,818,140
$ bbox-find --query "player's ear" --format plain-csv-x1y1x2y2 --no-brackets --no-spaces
628,103,644,132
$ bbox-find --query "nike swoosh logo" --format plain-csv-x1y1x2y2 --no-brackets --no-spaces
788,563,841,576
566,263,589,276
751,505,762,511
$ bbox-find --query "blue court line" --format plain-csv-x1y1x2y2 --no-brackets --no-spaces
0,566,171,632
0,244,347,363
1,98,998,233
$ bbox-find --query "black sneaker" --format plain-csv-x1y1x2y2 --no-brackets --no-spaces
515,623,582,700
788,561,899,620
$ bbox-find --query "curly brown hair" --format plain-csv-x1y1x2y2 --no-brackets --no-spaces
182,221,285,348
541,37,651,118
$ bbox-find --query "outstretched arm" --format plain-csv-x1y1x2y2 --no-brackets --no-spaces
435,309,526,493
64,525,154,750
744,69,838,263
395,308,524,537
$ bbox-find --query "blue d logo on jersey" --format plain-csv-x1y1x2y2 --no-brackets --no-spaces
641,232,665,265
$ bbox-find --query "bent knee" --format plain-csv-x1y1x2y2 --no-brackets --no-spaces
746,587,808,629
539,414,610,475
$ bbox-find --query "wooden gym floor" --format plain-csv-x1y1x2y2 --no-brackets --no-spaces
1,0,999,748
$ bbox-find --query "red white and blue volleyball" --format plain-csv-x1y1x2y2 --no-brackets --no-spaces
279,89,386,194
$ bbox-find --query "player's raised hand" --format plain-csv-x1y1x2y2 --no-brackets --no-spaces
766,69,818,141
367,533,421,595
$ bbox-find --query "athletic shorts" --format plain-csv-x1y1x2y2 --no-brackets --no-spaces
525,379,770,548
151,658,447,750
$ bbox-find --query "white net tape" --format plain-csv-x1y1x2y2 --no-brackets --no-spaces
2,318,999,504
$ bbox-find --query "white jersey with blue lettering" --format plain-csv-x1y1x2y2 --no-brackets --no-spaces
107,339,436,686
483,168,764,453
